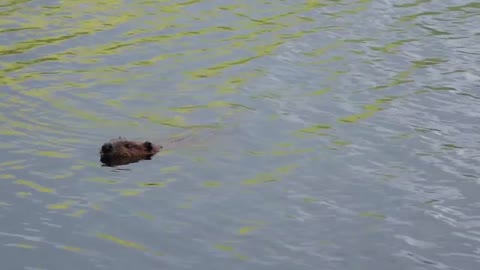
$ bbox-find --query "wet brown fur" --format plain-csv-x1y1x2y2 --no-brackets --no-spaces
99,137,162,167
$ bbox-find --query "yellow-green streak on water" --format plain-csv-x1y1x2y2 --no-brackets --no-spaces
214,244,234,252
69,209,87,218
339,96,400,123
297,124,332,135
0,160,26,169
169,101,254,113
8,243,36,249
214,244,247,260
14,180,54,193
96,233,148,251
35,151,71,158
238,225,261,235
242,164,298,185
304,197,319,203
47,200,76,210
360,211,386,219
310,87,332,96
53,172,75,180
202,181,223,187
116,189,143,197
370,39,418,54
160,166,181,173
135,212,155,220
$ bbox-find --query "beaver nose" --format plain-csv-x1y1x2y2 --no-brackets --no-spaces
144,141,153,151
101,143,113,153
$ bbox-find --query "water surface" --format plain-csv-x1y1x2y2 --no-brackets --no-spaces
1,0,480,269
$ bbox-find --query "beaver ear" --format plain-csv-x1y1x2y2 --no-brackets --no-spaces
144,141,153,151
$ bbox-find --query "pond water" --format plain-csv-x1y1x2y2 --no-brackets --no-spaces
1,0,479,269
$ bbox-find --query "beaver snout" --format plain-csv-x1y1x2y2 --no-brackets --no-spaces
144,141,153,151
101,142,114,154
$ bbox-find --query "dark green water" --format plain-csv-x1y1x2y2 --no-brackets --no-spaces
1,0,479,269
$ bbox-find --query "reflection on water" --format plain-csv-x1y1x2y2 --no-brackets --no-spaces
1,0,479,269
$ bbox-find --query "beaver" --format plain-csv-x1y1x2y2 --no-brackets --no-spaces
99,137,163,167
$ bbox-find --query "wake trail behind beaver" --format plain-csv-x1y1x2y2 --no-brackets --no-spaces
152,108,251,154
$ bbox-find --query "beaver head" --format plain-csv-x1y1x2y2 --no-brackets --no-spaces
99,138,162,167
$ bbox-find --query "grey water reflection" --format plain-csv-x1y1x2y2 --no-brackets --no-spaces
0,0,479,269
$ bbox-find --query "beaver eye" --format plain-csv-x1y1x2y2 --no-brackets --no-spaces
124,143,132,149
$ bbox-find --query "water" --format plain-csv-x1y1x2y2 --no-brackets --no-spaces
1,0,479,269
